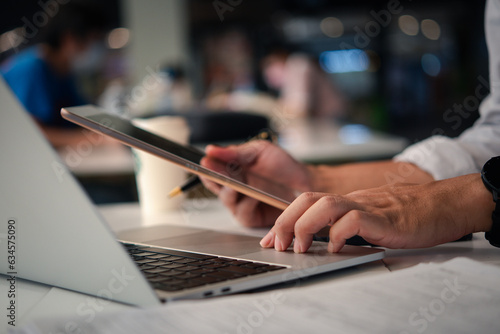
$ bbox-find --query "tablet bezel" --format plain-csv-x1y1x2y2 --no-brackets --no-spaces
61,105,291,210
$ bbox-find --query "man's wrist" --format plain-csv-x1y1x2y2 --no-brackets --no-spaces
306,164,342,193
463,174,495,233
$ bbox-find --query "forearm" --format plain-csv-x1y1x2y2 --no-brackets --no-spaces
307,160,434,194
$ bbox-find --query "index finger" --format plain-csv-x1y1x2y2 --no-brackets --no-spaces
205,145,239,162
268,192,330,251
266,192,361,253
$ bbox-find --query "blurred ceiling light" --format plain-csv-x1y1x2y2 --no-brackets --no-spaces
320,17,344,38
421,19,441,40
421,53,441,77
0,28,24,53
107,27,130,49
320,49,369,74
398,15,419,36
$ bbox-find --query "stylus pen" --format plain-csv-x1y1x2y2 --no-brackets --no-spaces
168,129,277,198
168,175,201,198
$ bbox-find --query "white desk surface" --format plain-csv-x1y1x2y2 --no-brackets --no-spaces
278,120,408,163
60,120,408,176
2,199,497,332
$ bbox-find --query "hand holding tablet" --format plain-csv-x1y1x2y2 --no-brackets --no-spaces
61,105,302,212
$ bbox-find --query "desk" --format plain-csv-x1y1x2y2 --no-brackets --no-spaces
2,199,499,332
278,119,408,163
57,145,135,178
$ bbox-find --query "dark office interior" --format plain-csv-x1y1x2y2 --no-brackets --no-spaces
0,0,490,202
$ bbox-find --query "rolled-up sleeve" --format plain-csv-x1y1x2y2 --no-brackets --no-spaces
394,0,500,180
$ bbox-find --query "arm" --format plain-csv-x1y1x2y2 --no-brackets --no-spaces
308,160,434,195
201,141,434,227
261,173,494,253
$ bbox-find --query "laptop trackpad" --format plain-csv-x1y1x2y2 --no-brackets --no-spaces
118,225,263,257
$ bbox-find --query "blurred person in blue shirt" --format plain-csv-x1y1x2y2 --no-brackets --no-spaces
1,2,107,147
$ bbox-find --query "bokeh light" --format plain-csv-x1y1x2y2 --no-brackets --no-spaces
398,15,419,36
107,27,130,49
421,53,441,76
421,19,441,40
320,17,344,38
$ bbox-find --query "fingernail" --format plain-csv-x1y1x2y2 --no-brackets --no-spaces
274,235,285,251
328,241,342,253
293,241,303,254
327,242,335,253
260,231,274,248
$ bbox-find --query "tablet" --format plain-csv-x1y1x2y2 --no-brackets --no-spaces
61,105,296,210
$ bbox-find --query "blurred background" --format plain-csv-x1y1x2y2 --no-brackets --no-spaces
0,0,489,203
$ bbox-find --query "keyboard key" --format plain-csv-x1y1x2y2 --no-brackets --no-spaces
158,270,184,277
203,263,229,269
138,264,156,270
148,276,173,283
211,258,234,263
171,258,199,264
138,247,217,260
161,278,186,286
164,256,185,262
134,258,159,265
175,272,202,280
149,261,184,269
143,268,169,274
132,251,156,257
173,265,200,272
147,254,172,259
143,273,158,279
219,265,263,275
190,268,216,275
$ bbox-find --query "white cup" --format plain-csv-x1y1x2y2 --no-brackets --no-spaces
131,116,190,216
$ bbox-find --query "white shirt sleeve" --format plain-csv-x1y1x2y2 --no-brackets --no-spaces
394,0,500,180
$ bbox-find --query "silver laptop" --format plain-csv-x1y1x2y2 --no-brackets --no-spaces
0,77,384,306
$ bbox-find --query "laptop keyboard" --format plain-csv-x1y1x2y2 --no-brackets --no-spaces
121,243,286,292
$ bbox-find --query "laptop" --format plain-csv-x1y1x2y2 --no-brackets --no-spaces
0,77,384,306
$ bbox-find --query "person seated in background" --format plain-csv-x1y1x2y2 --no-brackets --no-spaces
1,2,108,148
261,49,346,119
201,0,500,253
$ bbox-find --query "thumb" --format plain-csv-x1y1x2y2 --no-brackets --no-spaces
205,144,239,163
